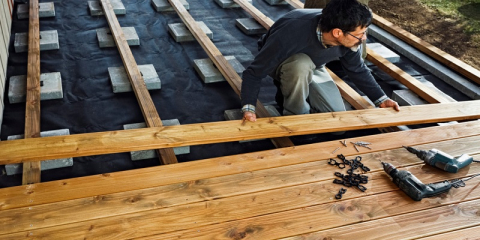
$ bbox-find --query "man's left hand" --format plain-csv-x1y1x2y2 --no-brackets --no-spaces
379,99,400,111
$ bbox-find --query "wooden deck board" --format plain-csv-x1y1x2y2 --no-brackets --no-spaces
0,121,479,212
0,101,479,163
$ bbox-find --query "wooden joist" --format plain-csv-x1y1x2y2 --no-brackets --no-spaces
372,13,480,85
366,48,454,104
100,0,177,164
1,129,480,238
22,0,42,185
0,101,479,164
167,0,294,148
1,120,479,212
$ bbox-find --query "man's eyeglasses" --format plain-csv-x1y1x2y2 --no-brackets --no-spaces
344,31,367,41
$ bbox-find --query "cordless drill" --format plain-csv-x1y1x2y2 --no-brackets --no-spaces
382,162,453,201
403,146,473,173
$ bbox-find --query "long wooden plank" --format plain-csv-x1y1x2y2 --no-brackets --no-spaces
100,0,177,164
149,162,480,239
417,225,480,240
0,101,479,163
0,120,479,212
1,136,479,236
372,13,480,85
22,0,42,185
167,0,294,148
366,48,453,104
3,154,479,239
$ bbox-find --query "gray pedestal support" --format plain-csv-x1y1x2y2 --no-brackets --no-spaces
17,2,55,19
108,64,161,93
151,0,189,12
168,22,213,42
235,18,267,35
123,120,190,160
5,129,73,175
97,27,140,48
14,30,59,53
88,0,126,16
214,0,253,8
365,42,400,66
193,56,245,83
8,72,63,104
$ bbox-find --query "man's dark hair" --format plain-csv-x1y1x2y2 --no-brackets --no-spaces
319,0,372,33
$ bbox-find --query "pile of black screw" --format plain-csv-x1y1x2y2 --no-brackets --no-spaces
329,154,371,199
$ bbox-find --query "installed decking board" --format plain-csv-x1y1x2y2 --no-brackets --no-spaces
100,0,177,164
417,225,480,240
7,153,479,239
2,136,479,236
167,0,294,148
0,121,479,211
372,13,480,85
1,101,480,163
153,165,480,239
23,0,42,185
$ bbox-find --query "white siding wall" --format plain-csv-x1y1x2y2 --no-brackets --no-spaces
0,0,13,131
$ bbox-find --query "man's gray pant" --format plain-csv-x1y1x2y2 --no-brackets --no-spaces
274,53,346,116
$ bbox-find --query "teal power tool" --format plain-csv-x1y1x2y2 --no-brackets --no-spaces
403,146,475,173
382,162,455,201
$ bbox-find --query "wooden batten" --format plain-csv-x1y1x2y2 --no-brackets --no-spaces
22,0,42,185
100,0,177,164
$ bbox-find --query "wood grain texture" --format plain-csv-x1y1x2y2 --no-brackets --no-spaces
372,13,480,85
366,48,454,104
0,137,479,236
167,0,293,148
0,120,479,212
22,0,41,185
100,0,177,164
0,101,479,163
4,156,479,239
417,225,480,240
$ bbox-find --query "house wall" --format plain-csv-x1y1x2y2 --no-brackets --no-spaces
0,0,13,132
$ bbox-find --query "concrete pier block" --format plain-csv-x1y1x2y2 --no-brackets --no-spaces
88,0,126,16
365,42,400,66
151,0,189,12
235,18,267,35
108,64,161,93
392,89,428,106
264,0,289,5
14,30,59,53
123,120,190,160
168,22,213,42
193,56,245,83
17,2,55,19
214,0,253,8
8,72,63,104
97,27,140,48
369,24,480,99
5,129,73,175
224,105,280,142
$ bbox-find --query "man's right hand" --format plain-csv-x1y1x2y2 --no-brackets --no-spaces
243,111,257,122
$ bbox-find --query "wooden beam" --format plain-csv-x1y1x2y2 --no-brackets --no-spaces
22,0,41,185
0,101,479,163
167,0,294,148
366,48,454,104
285,0,304,9
372,13,480,85
100,0,177,164
0,120,478,211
